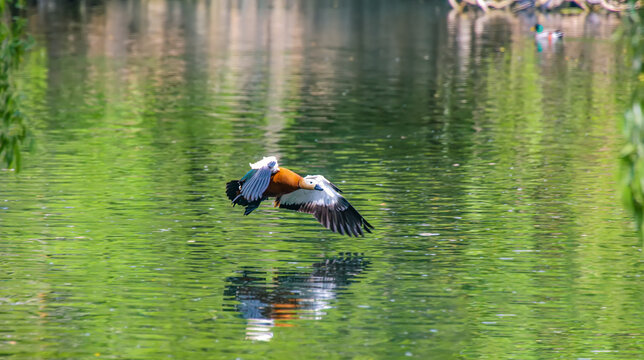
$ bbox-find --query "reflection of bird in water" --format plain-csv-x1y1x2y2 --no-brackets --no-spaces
223,253,370,341
226,156,374,236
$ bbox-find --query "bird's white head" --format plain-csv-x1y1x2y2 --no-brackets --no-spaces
299,175,324,191
249,156,280,172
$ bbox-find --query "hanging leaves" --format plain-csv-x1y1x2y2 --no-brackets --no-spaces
0,0,31,172
620,4,644,235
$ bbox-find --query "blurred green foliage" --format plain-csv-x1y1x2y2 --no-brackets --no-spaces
620,3,644,234
0,0,31,171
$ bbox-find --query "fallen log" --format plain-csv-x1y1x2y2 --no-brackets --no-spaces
448,0,639,11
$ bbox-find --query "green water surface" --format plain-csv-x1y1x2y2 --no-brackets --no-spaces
1,1,642,359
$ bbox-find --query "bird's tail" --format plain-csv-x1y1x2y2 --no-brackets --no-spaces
554,30,563,38
227,179,265,215
243,200,262,215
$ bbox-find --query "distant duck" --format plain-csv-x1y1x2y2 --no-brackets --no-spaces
226,156,374,237
531,23,563,42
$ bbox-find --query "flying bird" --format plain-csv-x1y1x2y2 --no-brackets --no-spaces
226,156,374,236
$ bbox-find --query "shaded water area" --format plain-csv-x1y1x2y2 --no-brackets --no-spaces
1,0,642,358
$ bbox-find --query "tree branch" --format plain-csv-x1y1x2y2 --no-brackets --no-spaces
486,0,516,9
476,0,490,11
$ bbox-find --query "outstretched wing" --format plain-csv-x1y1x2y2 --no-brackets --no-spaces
278,175,374,237
240,157,279,202
240,167,271,201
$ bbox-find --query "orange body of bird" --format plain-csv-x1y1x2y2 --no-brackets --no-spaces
264,168,303,197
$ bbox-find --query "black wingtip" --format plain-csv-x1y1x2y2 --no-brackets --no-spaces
226,180,241,202
277,190,374,237
332,205,374,237
227,180,250,206
363,219,375,232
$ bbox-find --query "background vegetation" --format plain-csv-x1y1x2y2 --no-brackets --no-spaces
0,0,30,171
621,2,644,235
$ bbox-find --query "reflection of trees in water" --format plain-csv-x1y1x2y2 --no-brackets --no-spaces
20,0,630,227
1,0,30,171
224,253,369,341
28,0,306,164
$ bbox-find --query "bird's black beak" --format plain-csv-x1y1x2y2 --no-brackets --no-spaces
314,184,323,191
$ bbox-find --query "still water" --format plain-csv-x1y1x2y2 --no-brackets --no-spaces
1,0,642,358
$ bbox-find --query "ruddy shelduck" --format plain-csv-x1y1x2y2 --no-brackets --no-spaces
226,156,374,237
